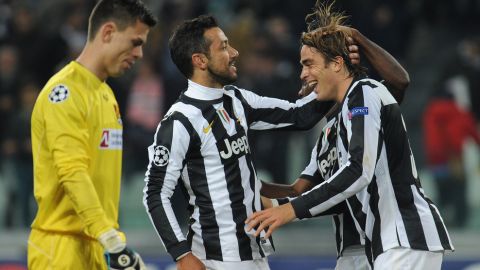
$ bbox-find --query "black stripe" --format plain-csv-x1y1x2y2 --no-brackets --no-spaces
333,215,342,256
346,196,366,232
367,176,384,259
145,115,179,250
175,111,224,260
341,210,363,249
381,104,429,250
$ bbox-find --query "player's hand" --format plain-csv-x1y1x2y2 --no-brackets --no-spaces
107,247,146,270
98,229,145,269
176,253,206,270
335,25,360,64
298,81,317,97
245,203,296,239
346,36,360,65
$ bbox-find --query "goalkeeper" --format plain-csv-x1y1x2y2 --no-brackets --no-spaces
28,1,156,269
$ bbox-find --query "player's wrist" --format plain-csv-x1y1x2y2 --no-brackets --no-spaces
98,229,126,253
175,251,192,262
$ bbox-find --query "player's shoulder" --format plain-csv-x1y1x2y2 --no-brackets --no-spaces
40,63,83,102
348,78,389,100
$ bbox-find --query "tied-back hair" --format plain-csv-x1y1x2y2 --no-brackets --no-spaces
301,0,367,78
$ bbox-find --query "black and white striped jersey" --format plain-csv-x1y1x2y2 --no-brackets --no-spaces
299,106,363,257
290,77,454,261
143,80,333,262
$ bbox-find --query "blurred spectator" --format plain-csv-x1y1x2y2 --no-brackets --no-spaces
1,3,67,84
124,60,165,179
423,89,480,228
0,45,19,152
10,79,38,227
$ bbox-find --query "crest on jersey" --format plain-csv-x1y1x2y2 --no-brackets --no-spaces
49,85,69,103
153,145,170,166
217,108,231,124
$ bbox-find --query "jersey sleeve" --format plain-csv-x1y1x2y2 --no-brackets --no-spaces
43,84,112,238
291,82,382,219
143,113,191,261
299,143,324,185
236,88,334,130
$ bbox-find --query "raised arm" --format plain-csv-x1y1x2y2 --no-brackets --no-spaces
347,27,410,103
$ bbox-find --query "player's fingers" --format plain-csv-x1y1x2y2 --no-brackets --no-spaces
264,227,274,239
253,221,267,237
245,211,261,224
348,45,359,53
346,36,354,44
349,53,360,64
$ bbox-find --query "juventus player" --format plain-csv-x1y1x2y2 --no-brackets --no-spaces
142,14,344,270
246,2,454,269
260,24,411,270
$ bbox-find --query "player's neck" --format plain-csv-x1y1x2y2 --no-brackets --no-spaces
335,76,354,103
76,43,108,82
190,73,223,89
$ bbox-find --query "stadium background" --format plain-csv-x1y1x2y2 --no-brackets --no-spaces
0,0,479,269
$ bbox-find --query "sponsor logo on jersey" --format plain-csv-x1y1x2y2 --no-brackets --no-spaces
153,145,169,166
217,133,250,160
99,129,123,150
49,85,69,103
317,146,338,179
348,107,368,120
203,119,215,134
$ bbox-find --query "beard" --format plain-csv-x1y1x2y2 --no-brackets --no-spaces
207,65,237,86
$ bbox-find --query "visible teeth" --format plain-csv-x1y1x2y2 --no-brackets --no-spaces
307,81,317,88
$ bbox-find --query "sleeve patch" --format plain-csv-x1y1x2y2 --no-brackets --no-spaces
49,85,70,103
153,145,170,166
348,107,368,120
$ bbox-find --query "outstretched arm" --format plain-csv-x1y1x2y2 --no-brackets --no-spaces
261,178,314,198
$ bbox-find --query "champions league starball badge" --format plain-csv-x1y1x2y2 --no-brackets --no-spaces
153,145,170,166
49,85,70,103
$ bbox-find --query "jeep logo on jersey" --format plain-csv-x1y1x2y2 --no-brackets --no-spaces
317,146,338,179
217,133,250,160
99,129,122,150
153,145,170,166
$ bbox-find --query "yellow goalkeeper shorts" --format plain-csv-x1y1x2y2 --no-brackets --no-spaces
28,229,108,270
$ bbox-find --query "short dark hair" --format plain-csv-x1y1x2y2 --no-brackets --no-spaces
168,15,219,78
88,0,157,41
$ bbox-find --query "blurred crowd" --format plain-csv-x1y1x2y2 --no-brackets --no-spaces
0,0,479,230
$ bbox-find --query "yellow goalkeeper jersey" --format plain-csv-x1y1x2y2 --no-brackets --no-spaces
31,61,123,239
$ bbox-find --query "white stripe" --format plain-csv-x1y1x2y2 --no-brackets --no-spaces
160,122,190,242
250,121,291,130
410,185,443,249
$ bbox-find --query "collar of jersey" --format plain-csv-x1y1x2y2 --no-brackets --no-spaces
71,61,103,89
185,80,225,101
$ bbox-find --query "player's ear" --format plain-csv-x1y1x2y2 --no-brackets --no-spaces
332,56,344,72
100,22,116,43
192,53,208,70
